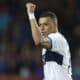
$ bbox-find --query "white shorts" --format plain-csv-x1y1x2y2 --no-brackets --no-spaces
43,62,72,80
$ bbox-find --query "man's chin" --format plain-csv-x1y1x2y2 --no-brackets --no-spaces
43,34,47,37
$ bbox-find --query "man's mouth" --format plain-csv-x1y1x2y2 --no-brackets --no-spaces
42,32,45,34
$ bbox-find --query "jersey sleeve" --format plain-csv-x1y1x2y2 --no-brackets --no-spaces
48,33,68,52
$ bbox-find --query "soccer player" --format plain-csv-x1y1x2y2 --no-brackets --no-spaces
26,3,72,80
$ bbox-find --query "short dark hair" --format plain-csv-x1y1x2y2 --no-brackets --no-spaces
39,11,57,21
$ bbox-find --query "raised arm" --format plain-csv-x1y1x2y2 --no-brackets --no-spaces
26,3,51,48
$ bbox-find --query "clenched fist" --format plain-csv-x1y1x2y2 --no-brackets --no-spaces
26,3,36,13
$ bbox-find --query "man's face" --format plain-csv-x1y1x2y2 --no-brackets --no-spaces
38,16,56,37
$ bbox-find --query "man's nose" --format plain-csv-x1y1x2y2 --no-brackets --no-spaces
40,26,44,31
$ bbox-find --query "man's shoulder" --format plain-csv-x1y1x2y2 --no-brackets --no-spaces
48,32,63,38
48,32,68,43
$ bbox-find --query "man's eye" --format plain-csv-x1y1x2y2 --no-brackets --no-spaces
38,23,49,27
44,23,48,26
39,24,41,26
39,24,41,27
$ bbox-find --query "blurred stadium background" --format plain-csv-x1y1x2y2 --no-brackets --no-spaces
0,0,80,80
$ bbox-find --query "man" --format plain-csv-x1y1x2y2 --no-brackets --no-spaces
26,3,72,80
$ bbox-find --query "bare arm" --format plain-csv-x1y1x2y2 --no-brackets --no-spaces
26,3,51,49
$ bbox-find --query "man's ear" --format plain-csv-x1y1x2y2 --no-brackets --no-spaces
54,19,58,27
52,20,58,32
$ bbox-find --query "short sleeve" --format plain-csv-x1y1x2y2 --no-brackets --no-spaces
48,33,68,52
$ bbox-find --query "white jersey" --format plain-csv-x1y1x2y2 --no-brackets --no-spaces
42,32,72,80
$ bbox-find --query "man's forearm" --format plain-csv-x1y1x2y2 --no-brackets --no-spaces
26,3,51,48
28,13,43,45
